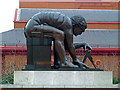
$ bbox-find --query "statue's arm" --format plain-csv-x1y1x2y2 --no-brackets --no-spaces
65,30,77,61
74,42,92,51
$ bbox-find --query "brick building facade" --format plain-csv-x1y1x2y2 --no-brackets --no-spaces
0,0,120,77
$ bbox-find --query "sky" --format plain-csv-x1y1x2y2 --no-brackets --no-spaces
0,0,19,33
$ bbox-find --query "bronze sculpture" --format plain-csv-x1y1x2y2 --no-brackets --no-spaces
24,12,93,69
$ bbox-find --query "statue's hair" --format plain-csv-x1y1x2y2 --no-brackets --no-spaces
70,15,87,30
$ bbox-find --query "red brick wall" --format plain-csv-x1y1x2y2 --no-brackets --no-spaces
19,2,119,10
14,21,120,29
2,54,120,77
0,55,2,76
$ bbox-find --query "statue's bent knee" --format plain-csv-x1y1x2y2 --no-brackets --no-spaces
53,31,64,41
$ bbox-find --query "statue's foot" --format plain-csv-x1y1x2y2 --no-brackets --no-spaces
82,63,89,69
53,65,60,69
61,60,79,68
73,59,89,69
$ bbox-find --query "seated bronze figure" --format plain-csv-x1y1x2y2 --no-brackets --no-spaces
24,12,92,69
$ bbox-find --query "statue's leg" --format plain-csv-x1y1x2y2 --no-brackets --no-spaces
26,25,78,68
25,25,67,61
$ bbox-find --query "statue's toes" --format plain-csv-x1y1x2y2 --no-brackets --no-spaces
61,60,79,68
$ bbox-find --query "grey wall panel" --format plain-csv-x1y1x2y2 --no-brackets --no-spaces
73,29,119,48
18,9,119,22
1,29,119,48
1,29,26,46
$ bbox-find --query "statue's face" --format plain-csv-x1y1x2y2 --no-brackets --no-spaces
73,27,85,36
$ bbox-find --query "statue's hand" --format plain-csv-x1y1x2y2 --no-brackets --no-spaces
83,44,92,52
73,59,89,69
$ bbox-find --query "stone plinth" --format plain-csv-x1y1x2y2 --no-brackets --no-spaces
14,71,112,86
26,37,52,69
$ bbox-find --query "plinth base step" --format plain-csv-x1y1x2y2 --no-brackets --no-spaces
14,71,112,86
